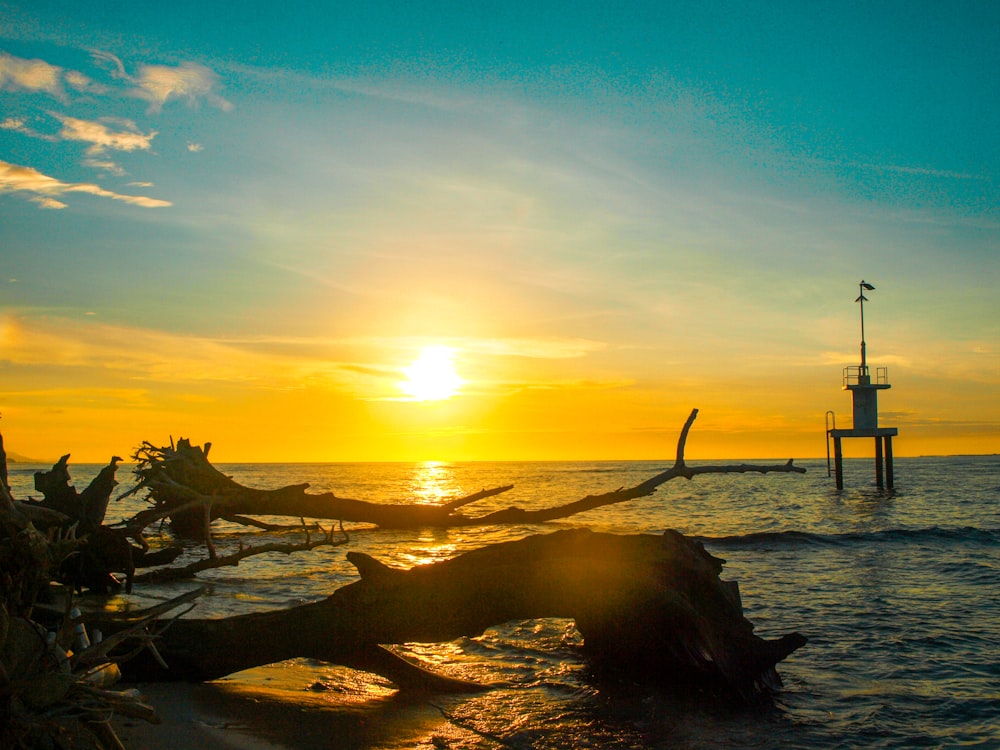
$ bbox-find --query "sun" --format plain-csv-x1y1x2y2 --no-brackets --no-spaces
400,346,464,401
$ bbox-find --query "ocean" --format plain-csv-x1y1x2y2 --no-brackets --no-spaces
6,455,999,749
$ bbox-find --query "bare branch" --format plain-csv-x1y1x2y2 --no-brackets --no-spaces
439,484,515,512
134,523,349,583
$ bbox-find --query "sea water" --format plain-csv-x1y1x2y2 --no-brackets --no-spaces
6,456,999,748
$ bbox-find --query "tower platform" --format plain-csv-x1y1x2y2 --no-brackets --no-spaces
828,427,897,490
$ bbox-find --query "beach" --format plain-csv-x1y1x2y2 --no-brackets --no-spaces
112,659,475,750
113,682,280,750
113,677,449,750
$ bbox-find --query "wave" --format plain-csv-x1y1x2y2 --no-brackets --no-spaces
697,526,1000,549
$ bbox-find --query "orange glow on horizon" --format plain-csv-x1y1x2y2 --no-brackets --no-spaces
0,324,994,464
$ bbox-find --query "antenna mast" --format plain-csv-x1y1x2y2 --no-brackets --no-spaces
855,280,875,378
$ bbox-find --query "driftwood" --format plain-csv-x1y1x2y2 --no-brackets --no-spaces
132,522,349,584
31,453,122,531
1,407,811,748
113,528,806,700
20,454,139,594
15,454,184,594
129,409,806,536
0,435,164,750
3,449,346,593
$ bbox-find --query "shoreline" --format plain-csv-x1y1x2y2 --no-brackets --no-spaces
112,679,451,750
113,682,287,750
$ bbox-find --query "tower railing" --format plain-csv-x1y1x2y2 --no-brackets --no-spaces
842,365,889,387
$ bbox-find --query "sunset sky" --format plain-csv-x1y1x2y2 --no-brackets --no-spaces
1,1,997,463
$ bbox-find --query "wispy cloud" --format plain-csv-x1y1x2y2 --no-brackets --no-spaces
82,158,126,176
62,69,105,94
132,61,233,113
1,116,56,140
0,315,364,389
0,319,614,397
6,113,160,176
53,114,157,154
93,51,234,112
89,49,130,80
3,49,230,194
463,337,607,359
806,156,987,182
326,335,608,362
3,50,232,114
0,159,170,209
0,51,108,98
0,51,64,96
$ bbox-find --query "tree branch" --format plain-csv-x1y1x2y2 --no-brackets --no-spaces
134,522,349,583
125,409,805,533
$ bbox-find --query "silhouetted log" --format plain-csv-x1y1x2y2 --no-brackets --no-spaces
130,409,805,535
31,454,122,530
117,529,805,700
129,440,517,535
9,452,182,594
0,432,8,496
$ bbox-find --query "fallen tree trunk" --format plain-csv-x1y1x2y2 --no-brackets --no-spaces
129,409,805,536
115,528,805,700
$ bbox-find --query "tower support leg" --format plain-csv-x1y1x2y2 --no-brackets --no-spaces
875,437,884,489
834,437,844,491
885,436,894,490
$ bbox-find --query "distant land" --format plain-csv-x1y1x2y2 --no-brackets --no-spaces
917,453,998,459
4,451,55,464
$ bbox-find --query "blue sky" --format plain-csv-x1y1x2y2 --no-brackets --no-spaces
1,0,997,461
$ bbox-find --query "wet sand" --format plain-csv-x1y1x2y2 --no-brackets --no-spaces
112,680,453,750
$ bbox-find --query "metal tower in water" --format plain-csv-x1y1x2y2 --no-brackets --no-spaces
827,280,898,490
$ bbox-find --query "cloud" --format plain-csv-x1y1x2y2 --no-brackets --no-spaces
465,337,608,359
52,114,157,154
6,113,156,177
187,142,203,152
63,69,97,92
4,113,156,174
806,156,987,182
0,52,107,97
0,319,618,405
31,195,68,209
89,49,129,80
5,49,232,113
332,335,608,362
0,51,63,96
0,116,55,140
0,159,171,208
0,315,364,390
132,61,233,113
82,157,126,176
4,50,232,116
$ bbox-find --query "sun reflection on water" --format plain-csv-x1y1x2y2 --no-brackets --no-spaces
393,461,465,566
399,533,460,567
410,460,456,505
